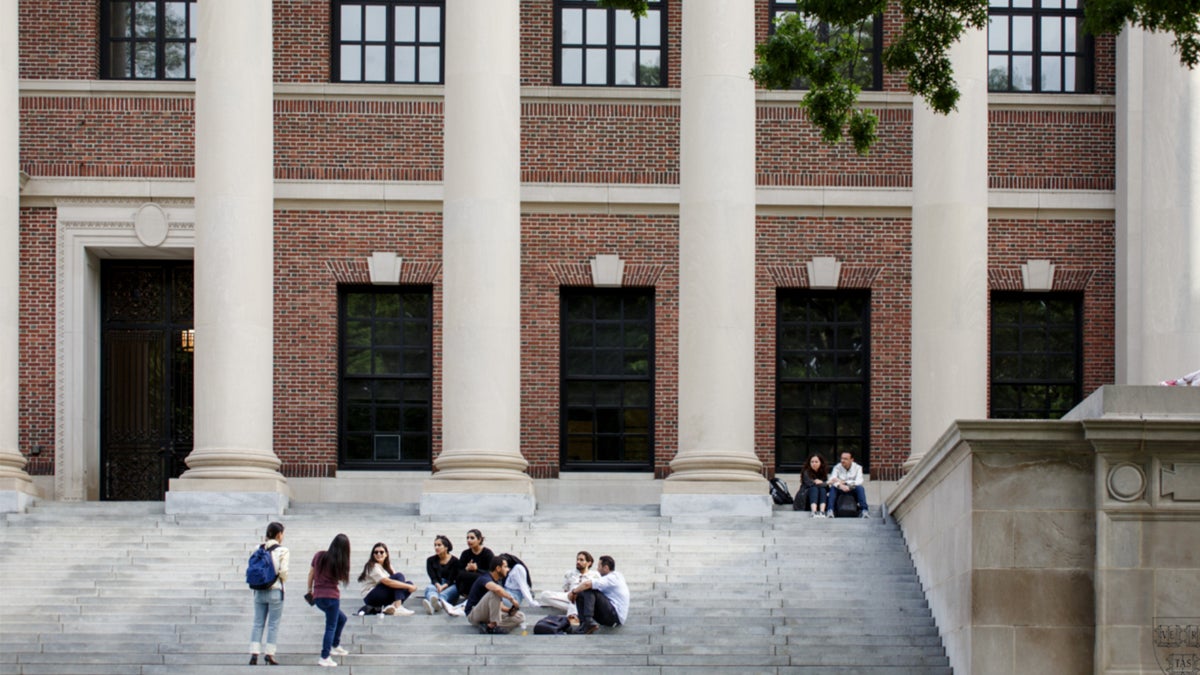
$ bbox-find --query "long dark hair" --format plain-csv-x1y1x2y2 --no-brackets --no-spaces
318,533,351,585
358,541,394,583
802,454,829,480
499,553,532,587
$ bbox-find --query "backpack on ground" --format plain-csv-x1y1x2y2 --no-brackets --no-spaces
834,490,860,518
769,477,794,505
533,615,572,635
246,543,278,590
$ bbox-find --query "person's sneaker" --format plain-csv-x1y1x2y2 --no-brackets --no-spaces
393,605,415,616
382,605,396,615
860,510,871,518
811,511,819,518
430,596,441,612
444,602,464,616
422,598,434,614
330,646,349,656
575,620,600,635
317,656,338,667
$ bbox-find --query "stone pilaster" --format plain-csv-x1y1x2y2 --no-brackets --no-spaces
1115,29,1200,385
661,0,768,517
906,27,989,471
0,0,38,512
166,0,287,514
421,0,532,517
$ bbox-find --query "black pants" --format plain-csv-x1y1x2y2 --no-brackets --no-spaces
574,589,620,627
362,572,410,609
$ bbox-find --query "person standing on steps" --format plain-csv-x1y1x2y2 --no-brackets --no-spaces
538,550,599,615
308,534,351,667
421,534,461,614
356,542,416,616
447,528,493,616
827,451,871,518
567,555,629,634
463,557,525,634
248,522,288,666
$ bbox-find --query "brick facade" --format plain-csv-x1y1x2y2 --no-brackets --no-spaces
14,0,1120,489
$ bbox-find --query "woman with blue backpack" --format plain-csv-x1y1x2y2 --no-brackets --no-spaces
248,522,288,665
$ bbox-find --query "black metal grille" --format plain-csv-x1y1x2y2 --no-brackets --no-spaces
990,292,1082,418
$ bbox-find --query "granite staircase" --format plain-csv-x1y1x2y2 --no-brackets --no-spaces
0,501,950,674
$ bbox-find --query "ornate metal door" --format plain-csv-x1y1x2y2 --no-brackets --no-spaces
100,261,193,500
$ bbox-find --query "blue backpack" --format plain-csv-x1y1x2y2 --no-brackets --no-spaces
246,544,279,590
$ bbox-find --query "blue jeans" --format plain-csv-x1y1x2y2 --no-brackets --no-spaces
313,597,346,659
249,588,283,655
827,485,868,515
424,583,459,606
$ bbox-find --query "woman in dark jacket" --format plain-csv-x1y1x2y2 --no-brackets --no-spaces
446,528,493,615
421,534,462,614
799,454,831,517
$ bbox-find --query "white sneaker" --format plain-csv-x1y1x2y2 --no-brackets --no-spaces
382,605,396,615
393,605,415,616
317,656,338,667
811,511,819,518
444,602,465,616
430,596,441,612
330,646,349,656
422,598,434,614
861,510,871,518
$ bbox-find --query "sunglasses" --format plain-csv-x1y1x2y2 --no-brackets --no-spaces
373,550,387,555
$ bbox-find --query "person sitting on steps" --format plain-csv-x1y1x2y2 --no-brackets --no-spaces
539,550,600,619
356,542,416,616
566,555,629,634
463,557,525,634
827,451,870,518
798,453,831,518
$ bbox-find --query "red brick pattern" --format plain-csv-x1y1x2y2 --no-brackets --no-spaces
18,0,96,80
522,102,679,184
521,214,680,478
758,107,913,186
18,209,57,475
275,0,330,84
989,110,1115,191
273,211,444,477
988,219,1116,400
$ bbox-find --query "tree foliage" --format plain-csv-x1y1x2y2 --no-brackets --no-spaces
600,0,1200,154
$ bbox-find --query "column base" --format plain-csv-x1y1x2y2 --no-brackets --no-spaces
0,477,39,513
165,477,290,515
660,481,773,517
419,479,535,517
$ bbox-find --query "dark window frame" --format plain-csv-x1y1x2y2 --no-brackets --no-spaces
560,287,656,471
100,0,198,80
338,285,435,470
775,289,872,473
768,0,884,91
987,0,1094,93
990,291,1084,419
553,0,668,87
331,0,446,84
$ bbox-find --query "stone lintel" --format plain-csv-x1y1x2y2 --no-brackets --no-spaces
419,479,536,517
165,477,290,515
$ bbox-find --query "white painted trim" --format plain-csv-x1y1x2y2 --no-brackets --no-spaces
55,203,194,500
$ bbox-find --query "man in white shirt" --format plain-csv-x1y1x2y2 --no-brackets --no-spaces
827,451,870,518
539,550,600,614
567,555,629,634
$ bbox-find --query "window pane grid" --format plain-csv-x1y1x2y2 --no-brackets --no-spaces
556,0,666,87
776,291,871,472
561,289,655,469
988,2,1090,92
769,0,882,91
340,287,433,467
102,0,197,80
335,1,444,84
990,293,1082,419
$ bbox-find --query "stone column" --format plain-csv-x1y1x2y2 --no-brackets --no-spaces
1115,30,1200,385
906,27,989,470
661,0,768,517
165,0,288,514
420,0,533,516
0,0,38,513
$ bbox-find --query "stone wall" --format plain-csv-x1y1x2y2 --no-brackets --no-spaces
889,386,1200,675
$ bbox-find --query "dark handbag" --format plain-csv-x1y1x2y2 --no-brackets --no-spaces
304,592,315,606
533,615,572,635
769,477,794,505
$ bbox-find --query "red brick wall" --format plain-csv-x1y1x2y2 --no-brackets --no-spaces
520,213,679,478
522,102,679,184
274,0,329,84
273,210,444,476
756,216,913,480
988,219,1116,399
18,209,57,476
19,97,195,178
18,0,96,80
988,110,1115,191
757,107,913,187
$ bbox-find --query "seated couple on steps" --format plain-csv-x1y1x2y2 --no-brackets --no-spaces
796,451,871,518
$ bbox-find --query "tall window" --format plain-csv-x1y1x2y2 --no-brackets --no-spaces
556,0,666,86
101,0,197,80
334,1,444,83
561,289,654,470
776,291,871,472
990,292,1082,418
988,0,1093,92
339,287,433,468
770,1,882,90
